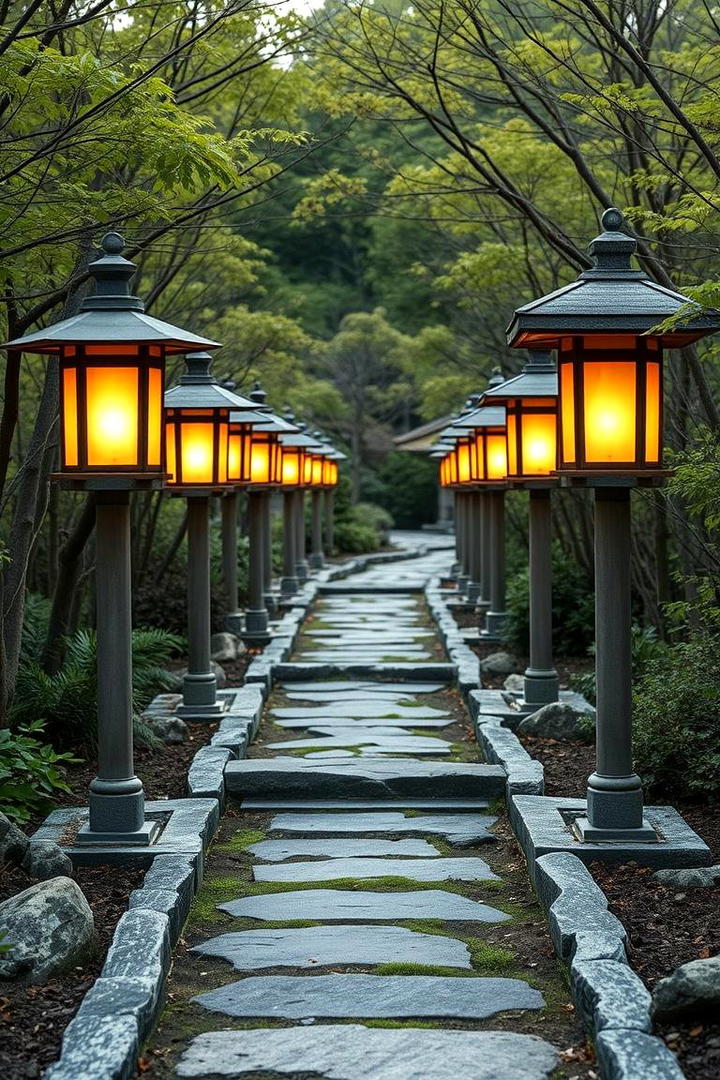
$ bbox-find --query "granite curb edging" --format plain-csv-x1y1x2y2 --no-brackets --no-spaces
425,576,481,697
40,803,217,1080
531,852,684,1079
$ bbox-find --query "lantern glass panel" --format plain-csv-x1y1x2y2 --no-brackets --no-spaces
228,433,243,481
645,361,661,464
179,422,214,484
506,413,517,476
282,449,300,486
457,442,471,483
583,360,636,463
560,362,576,465
487,433,507,479
86,367,138,467
520,408,556,475
311,456,323,485
63,367,79,467
147,367,162,466
250,437,272,484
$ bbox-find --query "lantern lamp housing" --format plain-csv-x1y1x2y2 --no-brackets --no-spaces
451,404,507,483
5,233,221,485
506,208,720,477
228,383,295,486
483,351,558,481
164,353,264,491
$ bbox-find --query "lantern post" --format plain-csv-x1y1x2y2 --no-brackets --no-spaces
508,206,720,840
165,353,263,719
484,350,560,709
309,436,327,570
277,421,319,596
6,233,221,844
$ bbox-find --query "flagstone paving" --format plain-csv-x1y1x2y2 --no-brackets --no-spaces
144,550,593,1079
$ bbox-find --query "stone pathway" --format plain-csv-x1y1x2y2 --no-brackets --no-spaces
145,550,591,1079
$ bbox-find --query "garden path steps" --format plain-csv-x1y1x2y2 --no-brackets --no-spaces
169,551,563,1078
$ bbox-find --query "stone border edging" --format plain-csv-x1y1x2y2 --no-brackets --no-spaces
425,577,480,696
42,819,215,1080
531,851,684,1079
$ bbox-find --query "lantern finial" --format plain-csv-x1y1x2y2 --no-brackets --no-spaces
488,368,505,389
250,381,268,406
587,208,637,273
101,231,125,255
182,351,215,383
601,207,624,231
81,231,143,313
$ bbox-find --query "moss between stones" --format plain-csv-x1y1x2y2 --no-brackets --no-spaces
214,829,266,853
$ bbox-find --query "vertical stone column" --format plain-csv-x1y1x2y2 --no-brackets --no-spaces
262,491,277,614
466,491,482,603
482,489,507,640
243,490,270,642
324,489,335,558
521,488,559,708
295,489,309,583
177,495,223,719
280,490,298,596
221,491,242,634
456,492,470,593
310,489,324,569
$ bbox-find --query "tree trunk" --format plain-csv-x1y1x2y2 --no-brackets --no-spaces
42,493,96,674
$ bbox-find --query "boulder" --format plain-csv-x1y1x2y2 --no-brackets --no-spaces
480,652,522,677
210,632,241,663
503,673,525,694
168,660,228,691
653,956,720,1020
654,866,720,889
0,877,94,982
0,811,29,867
518,702,594,741
21,841,73,881
143,714,189,744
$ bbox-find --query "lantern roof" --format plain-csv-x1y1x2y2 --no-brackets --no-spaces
507,208,720,348
449,403,506,432
164,353,265,417
483,351,557,400
6,233,221,355
279,429,325,450
230,381,298,433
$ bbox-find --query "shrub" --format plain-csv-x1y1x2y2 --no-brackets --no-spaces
366,452,438,529
504,544,595,656
0,720,78,826
633,635,720,799
353,502,394,545
12,627,183,752
333,518,379,554
570,624,667,707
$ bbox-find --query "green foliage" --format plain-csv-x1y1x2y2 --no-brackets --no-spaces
0,720,78,826
504,544,595,657
633,635,720,799
12,628,182,751
353,502,394,544
333,518,380,554
364,453,438,530
571,624,668,708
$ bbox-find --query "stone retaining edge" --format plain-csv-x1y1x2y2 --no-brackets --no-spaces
531,851,685,1079
431,573,684,1080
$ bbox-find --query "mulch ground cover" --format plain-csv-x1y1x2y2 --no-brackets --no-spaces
517,731,720,1080
0,654,249,1080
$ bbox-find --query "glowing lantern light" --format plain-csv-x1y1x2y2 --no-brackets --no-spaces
483,351,558,481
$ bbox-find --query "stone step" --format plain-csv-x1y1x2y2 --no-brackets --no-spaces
193,925,473,971
248,837,441,860
273,716,455,729
239,798,491,811
271,705,451,719
279,682,446,694
267,811,496,845
195,973,543,1020
177,1027,560,1080
253,856,499,883
274,663,456,681
219,888,509,923
225,757,505,800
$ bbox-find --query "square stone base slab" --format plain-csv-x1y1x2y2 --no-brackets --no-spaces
31,798,219,869
472,689,592,731
511,796,711,884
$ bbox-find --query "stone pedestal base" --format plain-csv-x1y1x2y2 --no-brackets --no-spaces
280,576,299,596
224,611,244,635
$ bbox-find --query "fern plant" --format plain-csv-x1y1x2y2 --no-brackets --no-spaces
12,627,183,752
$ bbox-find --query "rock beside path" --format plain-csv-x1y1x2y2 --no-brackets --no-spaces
653,956,720,1020
481,652,521,676
654,865,720,888
517,702,593,741
0,811,29,866
0,877,94,982
211,632,245,663
21,840,73,881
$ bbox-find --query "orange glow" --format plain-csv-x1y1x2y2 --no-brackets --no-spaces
166,424,176,482
583,361,636,462
228,433,242,480
86,367,138,467
521,412,556,475
147,367,162,466
216,423,228,484
311,456,324,486
250,440,271,484
506,413,517,476
486,433,507,480
560,362,576,464
457,442,471,484
63,367,78,467
329,461,338,485
645,362,661,464
282,450,301,486
180,422,215,484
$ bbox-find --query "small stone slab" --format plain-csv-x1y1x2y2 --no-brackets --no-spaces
248,838,440,860
241,798,490,811
193,925,472,970
279,681,445,694
273,716,454,729
272,705,449,720
269,811,496,846
253,856,498,883
177,1026,559,1080
196,973,543,1020
219,889,509,923
225,757,506,800
265,736,451,752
